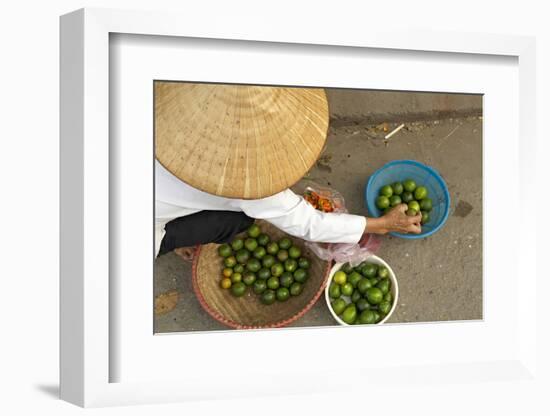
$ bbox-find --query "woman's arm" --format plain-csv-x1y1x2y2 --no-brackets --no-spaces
261,199,367,244
241,190,421,244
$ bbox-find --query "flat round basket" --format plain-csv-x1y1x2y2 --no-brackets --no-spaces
192,220,331,329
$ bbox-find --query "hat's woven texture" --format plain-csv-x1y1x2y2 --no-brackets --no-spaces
155,82,329,199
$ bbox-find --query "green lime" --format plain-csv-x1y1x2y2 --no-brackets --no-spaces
266,242,279,255
257,233,270,246
244,238,258,252
277,249,289,262
298,257,310,269
333,271,347,285
293,268,308,283
235,249,250,264
271,263,284,277
369,277,379,287
224,256,237,268
218,244,232,258
233,264,244,274
357,278,372,294
361,263,378,278
267,276,280,290
408,200,420,212
406,208,418,216
355,298,371,312
230,282,247,297
376,196,390,210
288,246,301,259
391,182,404,195
420,198,433,212
257,268,271,280
278,238,292,250
341,304,357,324
253,246,267,259
376,279,390,294
373,311,382,323
231,273,242,283
379,185,393,198
247,224,261,238
242,272,256,286
280,272,294,288
262,255,276,268
276,287,290,302
253,280,267,294
261,289,276,305
358,309,377,324
329,283,341,299
357,261,369,269
403,179,417,192
284,259,298,272
231,238,244,251
366,287,384,305
289,282,303,296
220,278,232,289
331,298,347,315
341,263,353,274
377,266,389,279
414,186,428,200
389,195,402,207
384,292,393,303
348,271,362,288
401,191,414,203
351,289,362,303
379,301,392,315
421,210,430,224
246,258,261,273
222,268,233,278
341,282,354,297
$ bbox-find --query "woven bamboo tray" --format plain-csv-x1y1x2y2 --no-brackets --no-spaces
192,220,331,329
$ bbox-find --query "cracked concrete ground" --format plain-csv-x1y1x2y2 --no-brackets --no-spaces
154,93,482,332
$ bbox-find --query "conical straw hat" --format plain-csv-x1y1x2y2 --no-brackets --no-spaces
155,81,329,199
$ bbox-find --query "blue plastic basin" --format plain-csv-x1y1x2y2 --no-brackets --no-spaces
365,160,451,239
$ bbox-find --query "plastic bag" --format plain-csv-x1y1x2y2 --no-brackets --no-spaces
301,182,381,266
303,185,346,213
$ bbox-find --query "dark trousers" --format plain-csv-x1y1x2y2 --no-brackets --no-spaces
158,210,254,256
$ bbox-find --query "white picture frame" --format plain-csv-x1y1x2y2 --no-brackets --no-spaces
60,7,538,407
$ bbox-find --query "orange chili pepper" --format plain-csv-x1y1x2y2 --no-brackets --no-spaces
304,189,337,212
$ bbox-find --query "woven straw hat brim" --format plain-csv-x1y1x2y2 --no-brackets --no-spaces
155,82,329,199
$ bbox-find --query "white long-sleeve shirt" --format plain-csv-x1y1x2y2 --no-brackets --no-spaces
155,161,366,256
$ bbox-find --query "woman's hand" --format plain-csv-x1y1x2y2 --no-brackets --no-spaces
365,204,422,235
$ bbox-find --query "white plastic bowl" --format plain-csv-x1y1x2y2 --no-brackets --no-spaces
324,255,399,325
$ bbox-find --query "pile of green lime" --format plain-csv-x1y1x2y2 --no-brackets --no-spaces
217,223,311,305
375,179,433,224
328,261,394,325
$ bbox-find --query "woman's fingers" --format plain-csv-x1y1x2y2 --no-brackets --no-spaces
407,213,422,224
385,204,422,234
397,203,408,213
407,223,422,234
